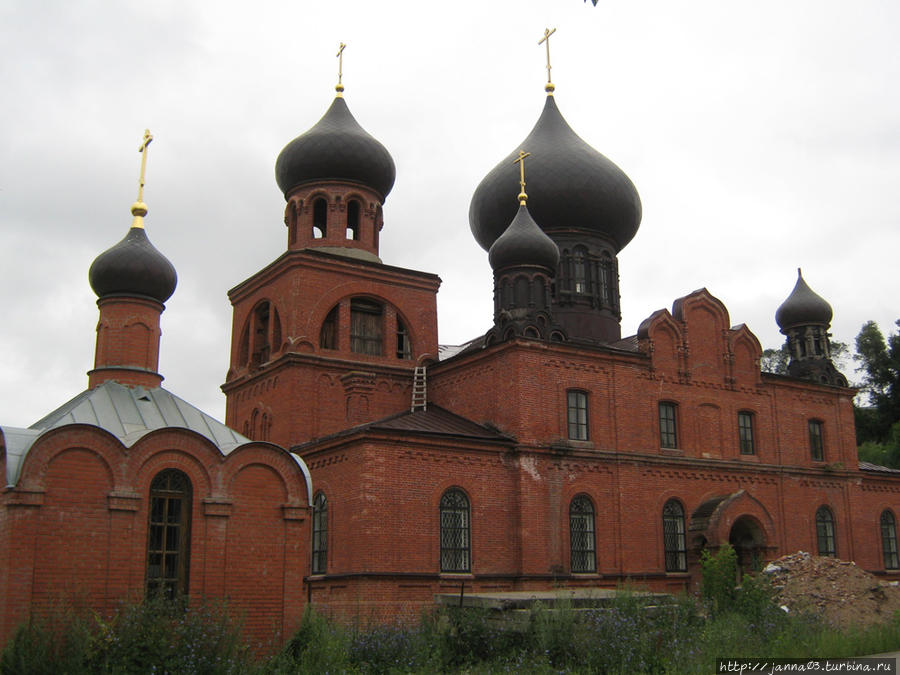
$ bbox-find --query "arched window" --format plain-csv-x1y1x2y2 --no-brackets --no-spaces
816,506,836,557
663,499,687,572
247,301,280,367
882,510,899,570
312,492,328,575
396,318,412,359
146,469,192,599
573,247,587,295
320,305,338,350
440,489,470,573
570,495,596,573
599,252,612,306
346,200,360,240
350,299,383,355
313,198,327,238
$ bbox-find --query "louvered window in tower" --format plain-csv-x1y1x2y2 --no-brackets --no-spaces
350,299,383,355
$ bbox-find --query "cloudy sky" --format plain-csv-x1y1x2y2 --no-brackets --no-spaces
1,0,898,426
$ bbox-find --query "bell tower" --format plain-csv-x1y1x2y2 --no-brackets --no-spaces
223,47,440,446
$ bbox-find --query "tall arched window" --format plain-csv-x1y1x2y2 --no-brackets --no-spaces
816,506,836,557
440,489,470,573
570,495,596,573
573,247,588,295
312,492,328,575
313,198,327,238
663,499,687,572
146,469,192,599
346,200,360,240
882,510,899,570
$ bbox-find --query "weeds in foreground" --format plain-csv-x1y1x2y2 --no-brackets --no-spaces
4,585,900,674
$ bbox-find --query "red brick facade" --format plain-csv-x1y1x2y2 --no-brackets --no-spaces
0,423,310,647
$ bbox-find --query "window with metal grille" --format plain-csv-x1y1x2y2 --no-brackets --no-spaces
659,402,678,449
882,510,899,570
312,492,328,575
146,469,192,599
738,411,755,454
816,506,836,557
440,489,470,573
663,499,687,572
570,495,596,573
809,420,824,461
567,390,589,441
350,299,383,355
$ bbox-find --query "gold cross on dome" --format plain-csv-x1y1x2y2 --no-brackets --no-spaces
538,27,557,93
336,42,347,94
513,149,531,205
136,129,153,203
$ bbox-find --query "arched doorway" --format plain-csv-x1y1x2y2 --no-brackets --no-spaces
729,515,766,579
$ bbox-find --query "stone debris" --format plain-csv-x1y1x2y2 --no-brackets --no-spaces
763,551,900,629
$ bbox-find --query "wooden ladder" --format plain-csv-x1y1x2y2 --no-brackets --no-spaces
411,365,427,411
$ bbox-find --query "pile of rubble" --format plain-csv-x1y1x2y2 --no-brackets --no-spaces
762,551,900,628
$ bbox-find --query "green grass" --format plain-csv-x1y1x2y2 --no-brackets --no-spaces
4,589,900,674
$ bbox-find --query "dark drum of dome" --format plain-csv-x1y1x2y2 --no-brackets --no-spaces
89,227,177,303
469,95,642,253
775,273,833,329
489,204,560,272
275,96,396,200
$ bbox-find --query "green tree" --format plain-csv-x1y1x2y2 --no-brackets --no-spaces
761,342,791,374
854,320,900,468
760,340,849,375
855,320,900,440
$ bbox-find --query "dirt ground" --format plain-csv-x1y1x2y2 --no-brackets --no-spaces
763,551,900,629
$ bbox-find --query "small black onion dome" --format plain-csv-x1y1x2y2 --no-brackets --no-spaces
470,95,642,253
89,213,177,303
275,96,396,200
775,269,833,329
489,203,559,272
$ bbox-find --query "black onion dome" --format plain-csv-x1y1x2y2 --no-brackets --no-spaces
470,95,642,253
489,204,560,272
89,226,177,303
775,269,833,329
275,96,396,200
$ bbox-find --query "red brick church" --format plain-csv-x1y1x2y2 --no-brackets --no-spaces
2,54,899,644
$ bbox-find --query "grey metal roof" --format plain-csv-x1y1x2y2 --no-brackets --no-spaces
291,404,513,453
3,381,312,502
859,461,900,474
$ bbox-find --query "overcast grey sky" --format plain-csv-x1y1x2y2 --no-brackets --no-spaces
2,0,898,426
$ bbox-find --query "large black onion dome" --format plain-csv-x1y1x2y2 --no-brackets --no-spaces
89,222,177,303
489,204,559,272
775,269,833,329
275,96,396,200
470,95,641,252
